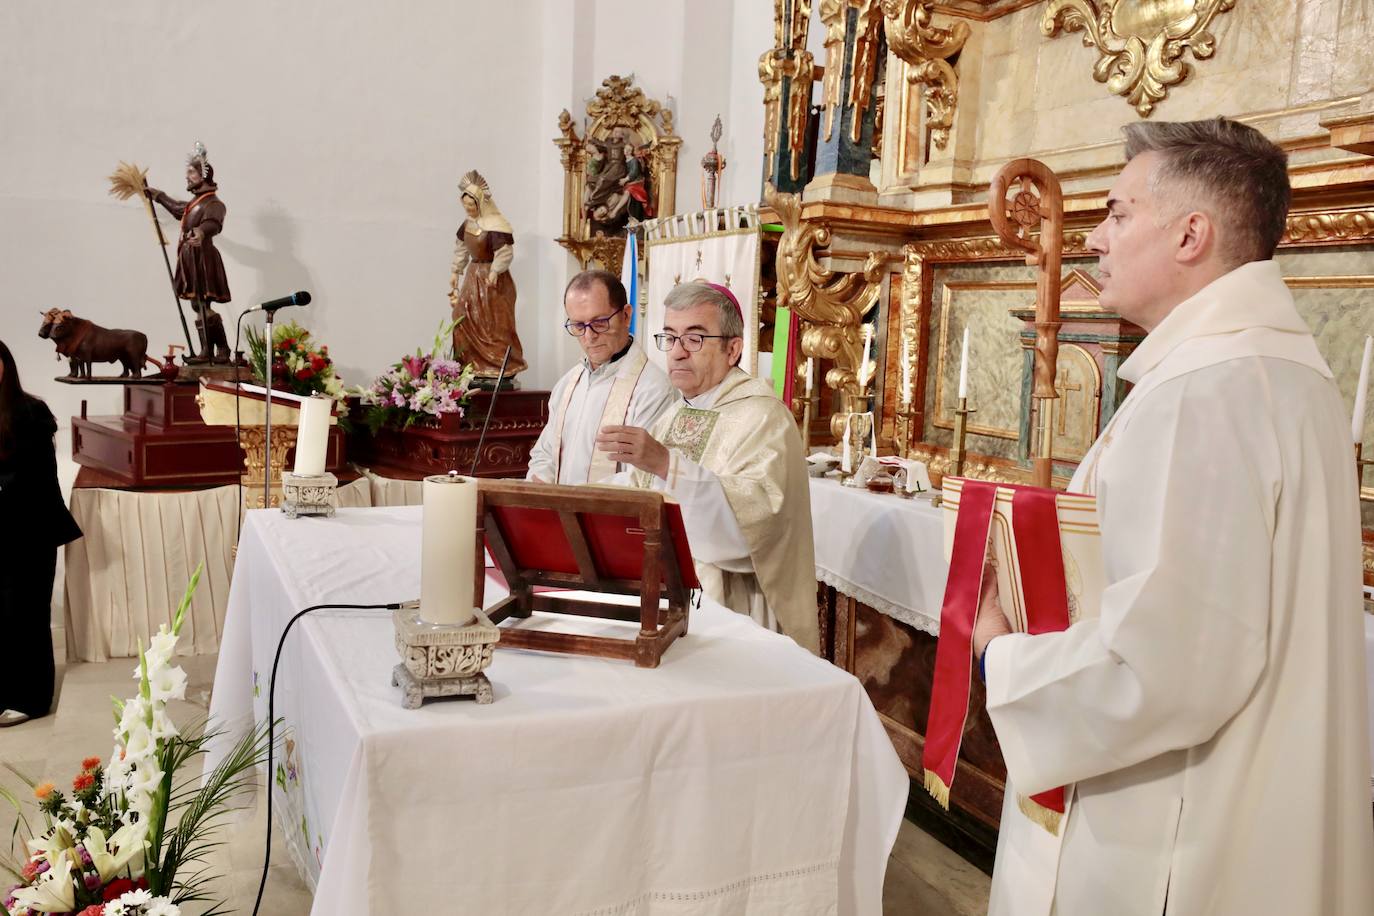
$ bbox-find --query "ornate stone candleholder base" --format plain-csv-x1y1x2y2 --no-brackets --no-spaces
392,607,500,708
280,471,338,519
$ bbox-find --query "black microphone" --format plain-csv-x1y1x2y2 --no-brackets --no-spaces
248,291,312,313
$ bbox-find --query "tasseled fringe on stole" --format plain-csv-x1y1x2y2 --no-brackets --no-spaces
923,769,951,810
1017,794,1063,835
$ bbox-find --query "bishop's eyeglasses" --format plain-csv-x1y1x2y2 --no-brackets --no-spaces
653,333,732,352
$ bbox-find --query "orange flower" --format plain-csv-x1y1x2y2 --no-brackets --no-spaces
82,756,102,771
73,772,95,792
34,782,55,800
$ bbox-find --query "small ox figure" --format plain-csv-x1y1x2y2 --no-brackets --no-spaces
38,308,149,379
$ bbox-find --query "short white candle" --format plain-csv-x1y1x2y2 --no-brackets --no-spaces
1354,336,1373,445
292,396,331,477
420,473,478,626
957,327,970,400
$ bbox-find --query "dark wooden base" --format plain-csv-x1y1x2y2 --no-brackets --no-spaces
348,390,549,480
486,592,689,668
819,582,1004,862
71,380,347,488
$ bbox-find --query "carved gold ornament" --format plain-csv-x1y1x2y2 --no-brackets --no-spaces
819,1,886,145
761,1,815,182
882,0,970,151
554,75,681,270
767,184,887,437
1042,0,1237,117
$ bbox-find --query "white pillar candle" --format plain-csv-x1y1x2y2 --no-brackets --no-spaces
292,395,331,476
420,473,478,626
804,357,814,397
957,327,970,400
1353,335,1373,445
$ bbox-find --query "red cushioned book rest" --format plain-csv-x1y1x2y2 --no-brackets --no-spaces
476,479,698,669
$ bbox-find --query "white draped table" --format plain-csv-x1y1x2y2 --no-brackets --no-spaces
809,478,948,636
206,506,908,915
62,471,424,662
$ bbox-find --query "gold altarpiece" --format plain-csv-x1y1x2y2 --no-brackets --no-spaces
762,0,1374,852
555,75,682,274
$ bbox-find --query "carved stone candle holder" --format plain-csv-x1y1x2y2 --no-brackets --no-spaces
280,471,338,519
391,606,500,708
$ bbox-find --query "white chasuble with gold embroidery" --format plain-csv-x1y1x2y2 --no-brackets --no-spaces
632,367,819,653
983,262,1374,916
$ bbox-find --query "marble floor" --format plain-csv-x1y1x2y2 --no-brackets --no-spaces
1,629,990,915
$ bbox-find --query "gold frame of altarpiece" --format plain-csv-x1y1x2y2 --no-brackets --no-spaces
553,75,682,274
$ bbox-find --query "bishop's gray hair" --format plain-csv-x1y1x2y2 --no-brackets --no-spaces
1122,117,1289,266
663,280,744,340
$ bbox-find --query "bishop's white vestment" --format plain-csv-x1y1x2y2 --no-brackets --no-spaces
527,341,678,484
984,260,1374,915
629,367,820,653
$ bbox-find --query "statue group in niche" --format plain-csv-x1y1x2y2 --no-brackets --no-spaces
583,128,654,237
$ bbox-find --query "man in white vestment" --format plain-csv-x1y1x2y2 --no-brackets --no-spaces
596,281,819,653
527,269,677,484
972,117,1374,915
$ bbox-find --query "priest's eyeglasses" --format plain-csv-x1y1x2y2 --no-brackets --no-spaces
564,307,625,336
653,333,731,352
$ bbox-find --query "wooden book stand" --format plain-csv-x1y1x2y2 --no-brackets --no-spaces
475,479,699,668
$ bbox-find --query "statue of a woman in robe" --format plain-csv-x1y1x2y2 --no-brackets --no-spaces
449,171,526,383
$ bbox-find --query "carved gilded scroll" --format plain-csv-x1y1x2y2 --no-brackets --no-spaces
881,0,970,151
1041,0,1237,117
767,184,887,435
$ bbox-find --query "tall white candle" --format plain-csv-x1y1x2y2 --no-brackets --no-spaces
1354,336,1373,445
292,395,331,476
957,327,970,400
860,324,874,388
420,473,478,626
900,345,912,408
841,413,853,473
804,357,814,397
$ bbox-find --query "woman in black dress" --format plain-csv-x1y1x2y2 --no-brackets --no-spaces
0,339,82,726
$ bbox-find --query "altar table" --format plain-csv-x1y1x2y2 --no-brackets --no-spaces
809,478,947,636
206,506,908,915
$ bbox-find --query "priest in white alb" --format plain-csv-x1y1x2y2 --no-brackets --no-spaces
596,280,819,653
527,269,677,484
971,118,1374,915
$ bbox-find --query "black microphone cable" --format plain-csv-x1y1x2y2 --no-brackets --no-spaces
250,599,412,916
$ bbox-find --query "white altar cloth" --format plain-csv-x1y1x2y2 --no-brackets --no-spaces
809,479,948,635
207,506,907,915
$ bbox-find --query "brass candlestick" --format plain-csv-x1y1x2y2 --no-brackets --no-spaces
950,397,975,478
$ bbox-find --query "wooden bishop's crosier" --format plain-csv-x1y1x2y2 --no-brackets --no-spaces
988,159,1065,488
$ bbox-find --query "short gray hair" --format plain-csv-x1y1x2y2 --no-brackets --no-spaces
662,281,744,339
1123,117,1290,265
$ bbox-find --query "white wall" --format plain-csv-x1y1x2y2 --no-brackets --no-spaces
0,0,770,502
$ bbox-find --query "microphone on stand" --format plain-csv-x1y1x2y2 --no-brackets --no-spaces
246,291,312,313
469,346,513,477
252,291,312,507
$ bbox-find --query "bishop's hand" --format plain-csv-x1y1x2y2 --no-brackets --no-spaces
596,425,669,480
972,560,1012,659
